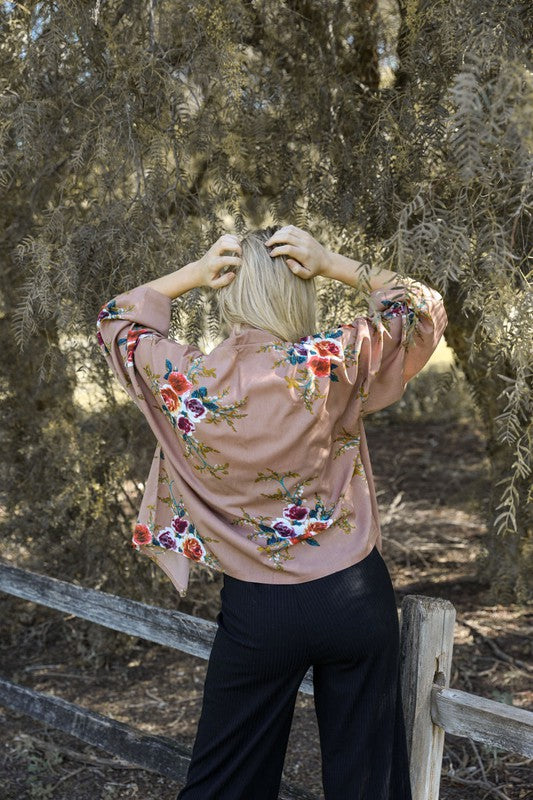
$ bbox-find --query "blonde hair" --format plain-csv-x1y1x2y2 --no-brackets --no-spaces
216,226,317,342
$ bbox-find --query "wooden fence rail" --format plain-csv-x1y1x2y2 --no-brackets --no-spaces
0,563,531,800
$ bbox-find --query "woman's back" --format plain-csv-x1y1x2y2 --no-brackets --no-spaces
96,272,447,597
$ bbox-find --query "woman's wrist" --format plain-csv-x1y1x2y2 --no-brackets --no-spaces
141,261,203,299
322,250,402,293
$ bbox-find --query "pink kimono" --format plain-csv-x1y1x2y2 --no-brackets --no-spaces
96,276,448,596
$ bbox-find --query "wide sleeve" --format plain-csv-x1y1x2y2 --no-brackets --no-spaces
96,283,202,431
96,284,202,594
358,277,448,417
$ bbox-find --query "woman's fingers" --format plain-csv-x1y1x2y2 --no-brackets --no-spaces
287,258,309,274
212,271,236,285
217,235,242,254
217,255,241,266
265,227,303,247
268,243,302,259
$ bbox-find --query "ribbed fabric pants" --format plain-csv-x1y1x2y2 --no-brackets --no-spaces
176,544,413,800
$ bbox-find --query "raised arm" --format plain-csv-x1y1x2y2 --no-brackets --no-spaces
265,224,402,293
96,234,243,410
95,234,243,594
265,225,448,417
321,250,402,294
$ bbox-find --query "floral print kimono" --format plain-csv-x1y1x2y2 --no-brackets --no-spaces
96,276,447,596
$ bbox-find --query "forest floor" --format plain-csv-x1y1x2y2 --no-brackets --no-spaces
0,417,531,800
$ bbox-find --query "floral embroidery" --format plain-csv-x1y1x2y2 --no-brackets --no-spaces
368,279,432,349
142,355,249,479
132,466,222,570
97,302,157,399
97,294,250,480
126,323,156,366
96,299,139,358
332,428,366,478
96,284,444,590
231,468,352,571
258,329,359,413
97,301,153,400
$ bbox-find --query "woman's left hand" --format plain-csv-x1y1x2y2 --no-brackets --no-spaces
196,234,242,289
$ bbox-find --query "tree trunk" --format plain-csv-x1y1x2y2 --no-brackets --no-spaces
443,284,532,605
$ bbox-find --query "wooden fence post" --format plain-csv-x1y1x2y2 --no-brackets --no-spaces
399,594,456,800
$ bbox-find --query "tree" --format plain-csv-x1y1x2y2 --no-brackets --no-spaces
1,0,530,604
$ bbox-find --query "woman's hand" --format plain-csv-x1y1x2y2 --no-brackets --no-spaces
264,226,331,279
196,234,242,289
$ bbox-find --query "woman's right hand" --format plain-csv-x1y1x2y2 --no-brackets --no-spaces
264,225,331,280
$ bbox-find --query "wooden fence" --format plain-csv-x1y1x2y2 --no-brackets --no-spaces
0,562,531,800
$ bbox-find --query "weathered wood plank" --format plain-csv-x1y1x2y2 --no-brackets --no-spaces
0,562,215,658
0,676,191,779
4,562,531,787
0,677,318,800
431,686,533,758
399,594,456,800
0,562,315,693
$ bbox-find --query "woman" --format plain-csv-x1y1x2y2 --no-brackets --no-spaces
96,225,448,799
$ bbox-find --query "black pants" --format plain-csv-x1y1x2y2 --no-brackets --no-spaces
176,545,413,800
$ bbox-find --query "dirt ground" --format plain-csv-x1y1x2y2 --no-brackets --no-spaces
1,418,531,800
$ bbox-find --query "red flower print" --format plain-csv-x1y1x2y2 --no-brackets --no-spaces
168,371,193,395
178,416,195,434
126,326,151,365
305,520,330,536
160,385,180,412
289,530,314,544
283,504,309,522
183,537,204,561
307,355,331,377
172,516,189,534
132,523,152,546
315,339,341,358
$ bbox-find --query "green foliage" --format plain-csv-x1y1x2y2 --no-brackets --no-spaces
0,0,531,605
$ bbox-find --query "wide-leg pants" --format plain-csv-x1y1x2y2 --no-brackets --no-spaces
176,544,413,800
